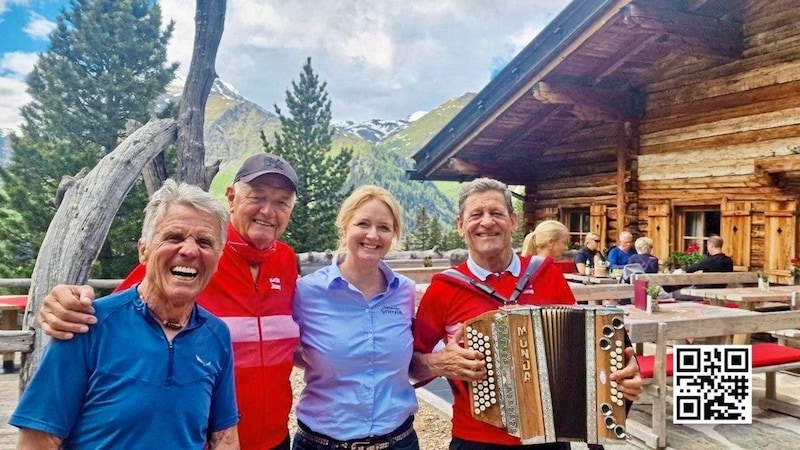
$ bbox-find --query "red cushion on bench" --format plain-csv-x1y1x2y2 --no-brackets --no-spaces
637,343,800,379
637,354,674,379
555,260,576,274
699,300,739,308
0,295,27,309
751,343,800,367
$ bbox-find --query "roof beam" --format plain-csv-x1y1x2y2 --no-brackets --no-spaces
497,105,563,152
531,81,644,122
593,32,663,84
621,3,742,60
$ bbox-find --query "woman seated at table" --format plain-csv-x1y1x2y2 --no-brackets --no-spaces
628,237,659,274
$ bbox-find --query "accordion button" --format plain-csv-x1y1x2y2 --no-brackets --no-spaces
616,340,623,347
489,383,495,390
490,397,497,404
610,380,618,388
490,391,496,398
616,399,624,407
610,350,617,357
488,370,494,376
611,388,618,396
474,408,481,415
487,363,493,370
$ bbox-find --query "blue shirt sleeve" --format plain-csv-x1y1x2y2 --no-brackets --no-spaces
9,334,91,438
208,338,239,432
607,247,625,269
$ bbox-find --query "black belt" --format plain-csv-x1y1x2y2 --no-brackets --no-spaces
297,416,415,450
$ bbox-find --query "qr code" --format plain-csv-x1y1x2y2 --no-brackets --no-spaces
672,345,752,424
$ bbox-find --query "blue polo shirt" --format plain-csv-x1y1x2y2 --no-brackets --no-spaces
294,258,418,440
10,286,238,449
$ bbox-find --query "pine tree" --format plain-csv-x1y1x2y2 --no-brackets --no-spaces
0,0,176,279
262,57,353,253
409,207,434,250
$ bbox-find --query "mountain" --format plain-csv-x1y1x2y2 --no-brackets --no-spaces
161,76,472,228
336,118,409,143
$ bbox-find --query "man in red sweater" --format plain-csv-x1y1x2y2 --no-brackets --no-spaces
39,153,301,450
410,178,643,449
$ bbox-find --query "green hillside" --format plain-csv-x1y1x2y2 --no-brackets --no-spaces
205,92,474,232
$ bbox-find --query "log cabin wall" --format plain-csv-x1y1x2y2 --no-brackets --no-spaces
637,0,800,282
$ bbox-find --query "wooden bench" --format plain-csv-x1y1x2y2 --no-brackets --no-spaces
633,271,759,289
570,283,632,305
626,310,800,449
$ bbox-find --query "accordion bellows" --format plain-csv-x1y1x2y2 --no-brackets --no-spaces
464,305,628,445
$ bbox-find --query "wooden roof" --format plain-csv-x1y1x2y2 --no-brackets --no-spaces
409,0,747,184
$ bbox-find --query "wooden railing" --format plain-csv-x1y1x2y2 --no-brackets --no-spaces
0,278,123,290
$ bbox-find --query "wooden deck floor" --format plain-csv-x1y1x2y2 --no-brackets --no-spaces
0,360,799,449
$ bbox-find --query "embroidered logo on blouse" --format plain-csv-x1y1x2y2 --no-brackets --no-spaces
381,306,402,315
270,277,282,290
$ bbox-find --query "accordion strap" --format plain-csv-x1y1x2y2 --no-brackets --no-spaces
439,256,546,305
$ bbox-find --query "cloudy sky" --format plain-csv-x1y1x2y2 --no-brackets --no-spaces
0,0,570,132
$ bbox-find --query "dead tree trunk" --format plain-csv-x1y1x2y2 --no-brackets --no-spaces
20,119,177,391
176,0,226,189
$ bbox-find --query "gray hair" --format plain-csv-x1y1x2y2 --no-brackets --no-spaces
457,177,514,218
634,236,653,254
141,179,229,248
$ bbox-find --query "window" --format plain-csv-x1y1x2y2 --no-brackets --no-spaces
565,209,590,247
677,208,721,252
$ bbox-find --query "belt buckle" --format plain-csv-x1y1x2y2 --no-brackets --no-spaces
348,442,378,450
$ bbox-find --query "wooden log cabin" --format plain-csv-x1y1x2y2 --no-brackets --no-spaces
408,0,800,284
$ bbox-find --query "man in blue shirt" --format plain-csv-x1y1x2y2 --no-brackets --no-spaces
608,231,637,269
10,180,239,449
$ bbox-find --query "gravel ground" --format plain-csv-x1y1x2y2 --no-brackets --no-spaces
288,368,453,450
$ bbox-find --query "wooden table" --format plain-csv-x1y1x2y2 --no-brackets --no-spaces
683,285,800,309
564,273,620,284
0,295,26,373
570,283,632,305
619,302,779,449
682,286,800,344
622,302,760,344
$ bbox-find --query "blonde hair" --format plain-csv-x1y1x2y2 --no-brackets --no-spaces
335,185,403,253
584,232,601,245
634,236,653,254
521,220,569,257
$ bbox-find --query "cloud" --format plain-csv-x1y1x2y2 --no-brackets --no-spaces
23,12,56,39
0,51,37,131
0,0,29,18
0,75,30,131
0,51,38,77
158,0,571,122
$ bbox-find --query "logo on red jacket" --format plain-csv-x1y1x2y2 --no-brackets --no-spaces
270,277,282,290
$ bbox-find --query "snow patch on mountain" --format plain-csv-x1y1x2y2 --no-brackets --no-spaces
407,110,427,122
156,73,246,111
335,118,410,143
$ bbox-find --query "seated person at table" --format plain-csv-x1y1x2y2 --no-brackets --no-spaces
672,235,734,301
607,231,636,270
627,237,659,274
574,232,604,275
9,180,239,449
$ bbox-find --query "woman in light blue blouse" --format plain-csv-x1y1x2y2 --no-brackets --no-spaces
292,185,419,450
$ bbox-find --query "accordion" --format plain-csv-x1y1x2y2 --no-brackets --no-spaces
464,305,628,445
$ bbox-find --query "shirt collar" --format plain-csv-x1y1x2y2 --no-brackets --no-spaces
467,251,521,281
324,254,400,290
